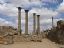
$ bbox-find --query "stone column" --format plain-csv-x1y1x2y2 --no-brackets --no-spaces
18,7,22,36
33,13,36,35
37,15,40,35
52,17,54,29
25,10,29,35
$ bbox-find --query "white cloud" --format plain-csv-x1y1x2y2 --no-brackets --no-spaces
57,0,64,12
0,0,60,17
0,0,63,32
27,7,59,32
29,8,58,19
0,4,17,16
58,6,64,12
0,3,59,32
0,18,14,26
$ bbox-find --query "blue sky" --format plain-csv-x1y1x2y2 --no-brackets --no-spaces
0,0,64,32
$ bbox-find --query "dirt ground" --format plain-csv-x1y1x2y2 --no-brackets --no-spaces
0,38,59,48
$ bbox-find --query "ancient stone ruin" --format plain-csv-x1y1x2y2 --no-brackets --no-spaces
0,26,16,44
47,20,64,45
0,7,42,44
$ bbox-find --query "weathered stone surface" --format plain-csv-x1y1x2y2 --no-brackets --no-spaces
13,35,31,42
31,35,42,42
0,36,4,44
47,20,64,44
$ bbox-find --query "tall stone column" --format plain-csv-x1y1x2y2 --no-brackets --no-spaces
25,10,29,35
18,7,22,36
33,13,36,35
37,15,40,35
52,17,54,29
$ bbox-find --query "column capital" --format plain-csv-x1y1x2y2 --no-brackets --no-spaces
33,13,36,15
52,17,53,19
25,10,29,12
37,15,40,17
18,7,22,10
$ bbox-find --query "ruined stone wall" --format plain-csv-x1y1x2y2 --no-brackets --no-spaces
48,29,64,44
0,26,17,35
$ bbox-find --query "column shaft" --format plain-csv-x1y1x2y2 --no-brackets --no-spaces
33,13,36,34
18,7,21,35
37,15,40,35
25,10,29,35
